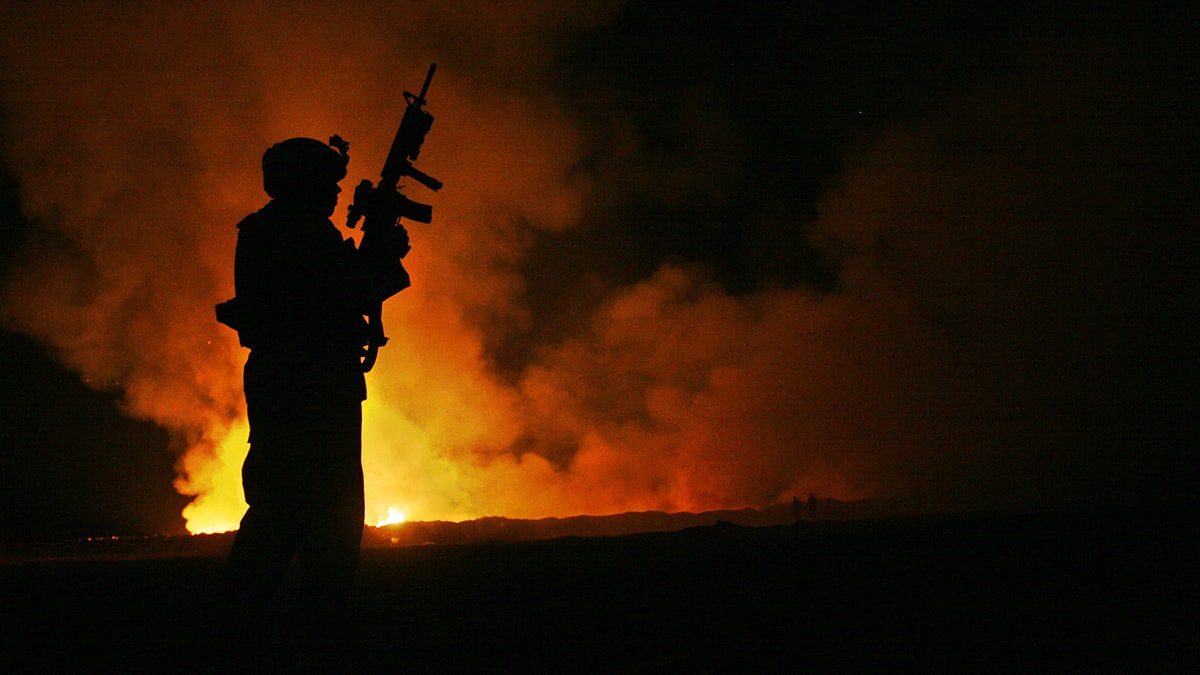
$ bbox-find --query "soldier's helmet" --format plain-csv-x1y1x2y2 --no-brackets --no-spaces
262,137,348,198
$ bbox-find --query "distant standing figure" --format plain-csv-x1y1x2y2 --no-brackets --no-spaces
216,137,411,615
808,492,817,520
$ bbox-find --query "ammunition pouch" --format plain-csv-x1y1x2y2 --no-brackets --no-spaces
217,295,371,356
215,297,243,330
215,297,252,347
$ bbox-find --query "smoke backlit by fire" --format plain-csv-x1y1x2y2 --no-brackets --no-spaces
4,3,1190,535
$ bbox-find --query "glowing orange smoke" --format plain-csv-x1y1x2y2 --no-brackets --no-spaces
2,4,906,538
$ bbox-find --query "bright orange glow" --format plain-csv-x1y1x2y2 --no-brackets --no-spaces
376,507,407,527
175,419,250,535
0,4,888,539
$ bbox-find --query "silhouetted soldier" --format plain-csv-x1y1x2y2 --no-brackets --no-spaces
219,137,410,622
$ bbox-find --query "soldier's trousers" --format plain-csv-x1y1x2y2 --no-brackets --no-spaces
224,361,365,606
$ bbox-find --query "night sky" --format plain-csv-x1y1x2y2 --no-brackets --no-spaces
1,1,1196,541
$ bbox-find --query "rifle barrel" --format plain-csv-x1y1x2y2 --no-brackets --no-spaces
417,63,437,103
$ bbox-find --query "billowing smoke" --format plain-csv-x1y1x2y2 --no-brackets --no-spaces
2,3,1194,533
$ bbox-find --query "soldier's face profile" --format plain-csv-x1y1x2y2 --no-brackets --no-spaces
285,179,341,217
317,181,341,217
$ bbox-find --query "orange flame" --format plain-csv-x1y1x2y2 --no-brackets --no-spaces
1,4,889,538
376,507,407,527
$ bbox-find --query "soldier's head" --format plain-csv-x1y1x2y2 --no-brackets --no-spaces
262,137,348,215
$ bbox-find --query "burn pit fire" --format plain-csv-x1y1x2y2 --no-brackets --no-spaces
0,4,975,537
8,4,1184,538
377,507,407,527
0,4,972,535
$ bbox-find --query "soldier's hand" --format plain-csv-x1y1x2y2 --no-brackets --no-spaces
393,224,411,259
360,222,410,261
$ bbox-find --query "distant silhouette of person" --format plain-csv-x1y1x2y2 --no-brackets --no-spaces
808,492,817,520
217,137,410,619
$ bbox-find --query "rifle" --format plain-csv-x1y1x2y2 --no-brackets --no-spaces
344,62,442,372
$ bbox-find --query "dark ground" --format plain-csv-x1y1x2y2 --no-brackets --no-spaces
2,509,1195,673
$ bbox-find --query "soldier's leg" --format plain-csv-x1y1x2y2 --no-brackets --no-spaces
224,441,306,603
298,402,364,601
299,490,364,601
225,505,301,603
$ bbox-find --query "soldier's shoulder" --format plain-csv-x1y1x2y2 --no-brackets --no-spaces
236,200,295,237
237,203,279,231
